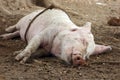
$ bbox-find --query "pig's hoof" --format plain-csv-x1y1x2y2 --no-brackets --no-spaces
106,46,112,52
15,51,31,63
0,34,9,40
0,35,4,39
13,50,23,56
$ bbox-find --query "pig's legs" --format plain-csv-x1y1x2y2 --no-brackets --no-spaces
91,44,112,55
15,35,42,63
13,49,23,56
0,31,20,40
5,25,17,33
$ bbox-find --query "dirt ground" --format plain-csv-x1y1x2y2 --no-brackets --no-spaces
0,0,120,80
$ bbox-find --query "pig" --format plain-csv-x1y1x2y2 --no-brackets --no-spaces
0,8,112,66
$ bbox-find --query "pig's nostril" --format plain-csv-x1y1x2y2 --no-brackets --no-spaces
76,57,80,60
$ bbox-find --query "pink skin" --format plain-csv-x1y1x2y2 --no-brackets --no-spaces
0,9,112,66
92,45,112,55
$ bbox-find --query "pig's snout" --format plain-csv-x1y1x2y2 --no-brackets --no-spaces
72,54,86,66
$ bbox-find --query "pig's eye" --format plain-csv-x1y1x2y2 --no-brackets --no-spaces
70,28,77,32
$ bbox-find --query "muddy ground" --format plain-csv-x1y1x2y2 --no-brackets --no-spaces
0,0,120,80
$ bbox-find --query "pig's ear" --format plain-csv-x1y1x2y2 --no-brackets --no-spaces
83,22,92,32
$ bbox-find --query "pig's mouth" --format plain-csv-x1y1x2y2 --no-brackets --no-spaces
69,53,86,66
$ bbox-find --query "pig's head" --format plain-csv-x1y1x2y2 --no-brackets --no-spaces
59,22,95,66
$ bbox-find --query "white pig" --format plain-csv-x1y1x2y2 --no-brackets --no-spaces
0,9,112,66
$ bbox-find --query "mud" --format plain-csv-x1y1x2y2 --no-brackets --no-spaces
0,0,120,80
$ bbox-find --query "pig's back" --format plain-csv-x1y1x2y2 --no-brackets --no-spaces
17,9,73,41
